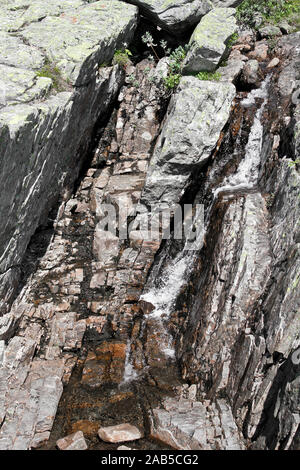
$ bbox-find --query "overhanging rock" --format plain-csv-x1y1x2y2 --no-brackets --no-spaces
124,0,213,34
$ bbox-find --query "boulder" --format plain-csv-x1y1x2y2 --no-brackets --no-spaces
98,423,143,443
241,59,260,87
124,0,213,34
258,24,282,39
0,1,138,314
56,431,88,450
183,7,238,74
142,76,235,206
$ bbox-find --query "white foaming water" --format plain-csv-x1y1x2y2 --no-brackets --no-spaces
214,76,270,198
120,339,138,386
141,250,195,319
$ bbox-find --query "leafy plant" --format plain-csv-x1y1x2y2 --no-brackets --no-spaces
196,71,222,81
163,44,189,90
141,31,160,61
163,73,182,90
227,32,238,49
113,48,132,68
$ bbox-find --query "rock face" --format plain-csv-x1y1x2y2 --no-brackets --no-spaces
142,76,235,206
124,0,243,34
177,33,300,450
0,0,138,314
98,423,143,443
183,7,238,74
0,1,299,453
150,396,245,450
0,59,166,450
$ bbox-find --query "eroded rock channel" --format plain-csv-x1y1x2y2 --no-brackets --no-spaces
0,0,299,451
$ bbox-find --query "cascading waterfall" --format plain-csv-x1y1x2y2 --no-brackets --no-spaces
214,75,271,198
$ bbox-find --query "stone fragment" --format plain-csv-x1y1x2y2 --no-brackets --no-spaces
267,57,280,69
56,431,88,450
98,423,143,443
241,59,260,87
248,41,269,61
259,24,282,39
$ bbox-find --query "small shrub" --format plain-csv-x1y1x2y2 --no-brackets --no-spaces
237,0,300,29
163,44,189,90
196,71,222,82
113,48,132,68
227,32,238,49
163,73,181,90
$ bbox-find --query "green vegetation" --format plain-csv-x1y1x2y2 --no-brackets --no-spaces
163,45,189,90
236,0,300,30
112,48,132,68
227,32,238,49
36,60,70,92
196,71,222,82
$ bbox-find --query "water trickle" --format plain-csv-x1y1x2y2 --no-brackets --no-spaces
214,76,271,198
120,339,138,386
141,250,194,320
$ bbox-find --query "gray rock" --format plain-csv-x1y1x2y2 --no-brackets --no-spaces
241,59,260,87
124,0,213,34
183,7,238,74
259,24,282,39
220,49,245,83
142,76,235,206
